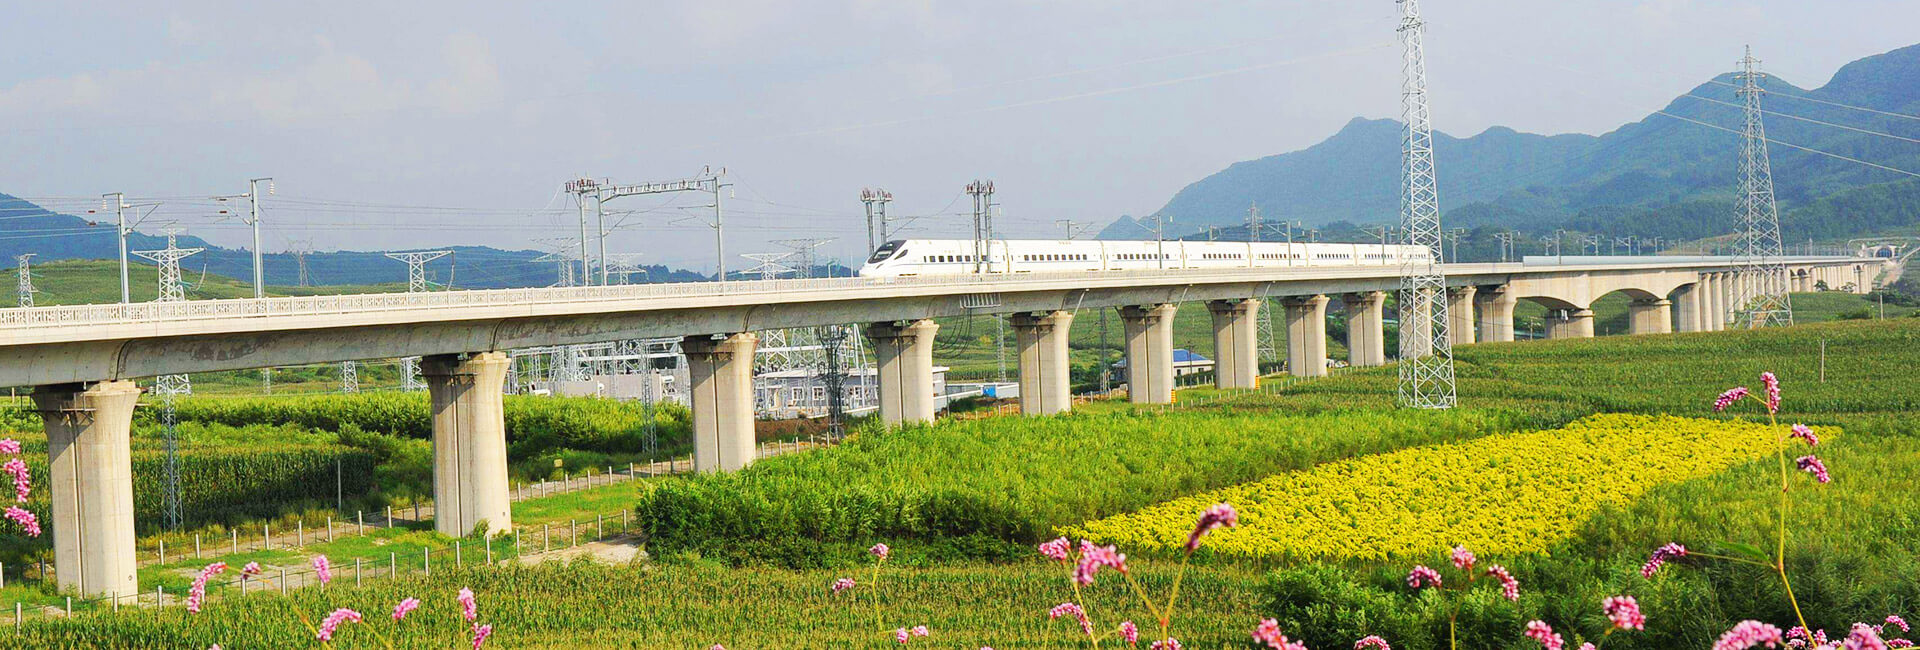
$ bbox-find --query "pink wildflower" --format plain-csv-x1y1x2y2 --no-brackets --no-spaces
1525,620,1565,650
709,646,725,650
1579,645,1596,650
1890,640,1914,649
1074,540,1128,585
1185,502,1239,552
1406,565,1442,589
1715,386,1750,412
4,458,29,502
869,543,891,561
312,554,332,585
1715,620,1786,650
1486,565,1519,601
316,608,362,642
1789,424,1820,447
1038,537,1072,563
392,597,420,621
0,438,19,454
471,623,493,649
4,506,40,537
1887,615,1910,633
912,625,929,638
458,587,478,622
1450,545,1476,570
1252,618,1308,650
1603,595,1646,630
186,562,226,614
1050,602,1093,637
1797,455,1832,483
1355,636,1391,650
242,561,262,576
1120,621,1140,645
1149,639,1183,650
1642,543,1688,578
1846,624,1890,650
1760,372,1782,412
895,628,911,644
831,577,856,594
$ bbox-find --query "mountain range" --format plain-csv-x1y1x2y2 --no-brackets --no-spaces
1102,43,1920,247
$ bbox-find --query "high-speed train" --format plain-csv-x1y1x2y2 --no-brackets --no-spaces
856,239,1431,277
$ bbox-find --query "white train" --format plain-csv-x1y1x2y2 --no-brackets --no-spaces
857,239,1431,277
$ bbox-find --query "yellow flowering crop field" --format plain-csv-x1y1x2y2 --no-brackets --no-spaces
1063,413,1820,561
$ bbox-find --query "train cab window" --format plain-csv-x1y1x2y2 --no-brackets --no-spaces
868,240,906,263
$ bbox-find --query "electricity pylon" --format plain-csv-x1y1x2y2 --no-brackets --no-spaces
14,254,34,308
133,229,202,530
1394,0,1457,409
1729,46,1793,328
387,250,450,390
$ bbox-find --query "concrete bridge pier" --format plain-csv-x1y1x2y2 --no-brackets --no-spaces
1475,289,1517,343
1344,292,1388,367
1704,273,1727,331
1120,304,1177,403
33,381,141,600
867,320,939,424
1673,284,1704,333
683,333,759,472
1011,311,1074,415
1207,299,1260,389
1629,299,1673,335
1283,295,1329,378
1448,286,1478,345
1547,309,1596,339
422,352,513,538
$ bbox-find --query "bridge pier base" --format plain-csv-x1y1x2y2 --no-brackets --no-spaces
1704,273,1726,331
1208,299,1260,389
1284,295,1329,378
33,381,141,600
1547,309,1596,339
683,333,759,472
1344,292,1387,367
423,352,513,538
867,320,939,425
1448,287,1478,345
1629,299,1673,335
1011,311,1074,415
1476,289,1517,342
1120,304,1177,403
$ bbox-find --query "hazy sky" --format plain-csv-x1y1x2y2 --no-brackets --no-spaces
3,1,1916,272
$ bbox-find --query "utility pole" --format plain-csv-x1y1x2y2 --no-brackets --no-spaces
1146,213,1172,270
288,239,313,287
246,178,273,298
861,188,893,252
966,180,996,273
14,254,33,308
1493,231,1516,262
1394,0,1457,409
1445,228,1465,263
1730,46,1793,328
1055,219,1089,240
97,193,156,304
387,250,450,391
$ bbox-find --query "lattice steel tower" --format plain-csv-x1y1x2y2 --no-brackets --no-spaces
14,254,34,308
133,230,202,529
1730,46,1793,328
387,250,451,390
1394,0,1457,409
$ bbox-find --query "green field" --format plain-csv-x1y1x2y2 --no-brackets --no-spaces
6,311,1920,647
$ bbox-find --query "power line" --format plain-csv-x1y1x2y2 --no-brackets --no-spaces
1702,78,1920,122
1650,109,1920,180
1679,93,1920,146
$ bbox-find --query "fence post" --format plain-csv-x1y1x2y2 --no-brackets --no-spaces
297,521,304,548
543,524,550,553
386,506,393,528
264,523,270,551
356,558,363,587
232,530,238,556
390,553,396,580
423,547,430,576
570,519,577,547
279,569,286,595
456,541,463,568
14,602,19,631
63,597,69,617
155,586,163,607
358,511,365,536
327,517,334,543
597,514,603,539
413,502,419,523
158,540,165,565
195,535,201,560
623,510,629,533
486,536,493,564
